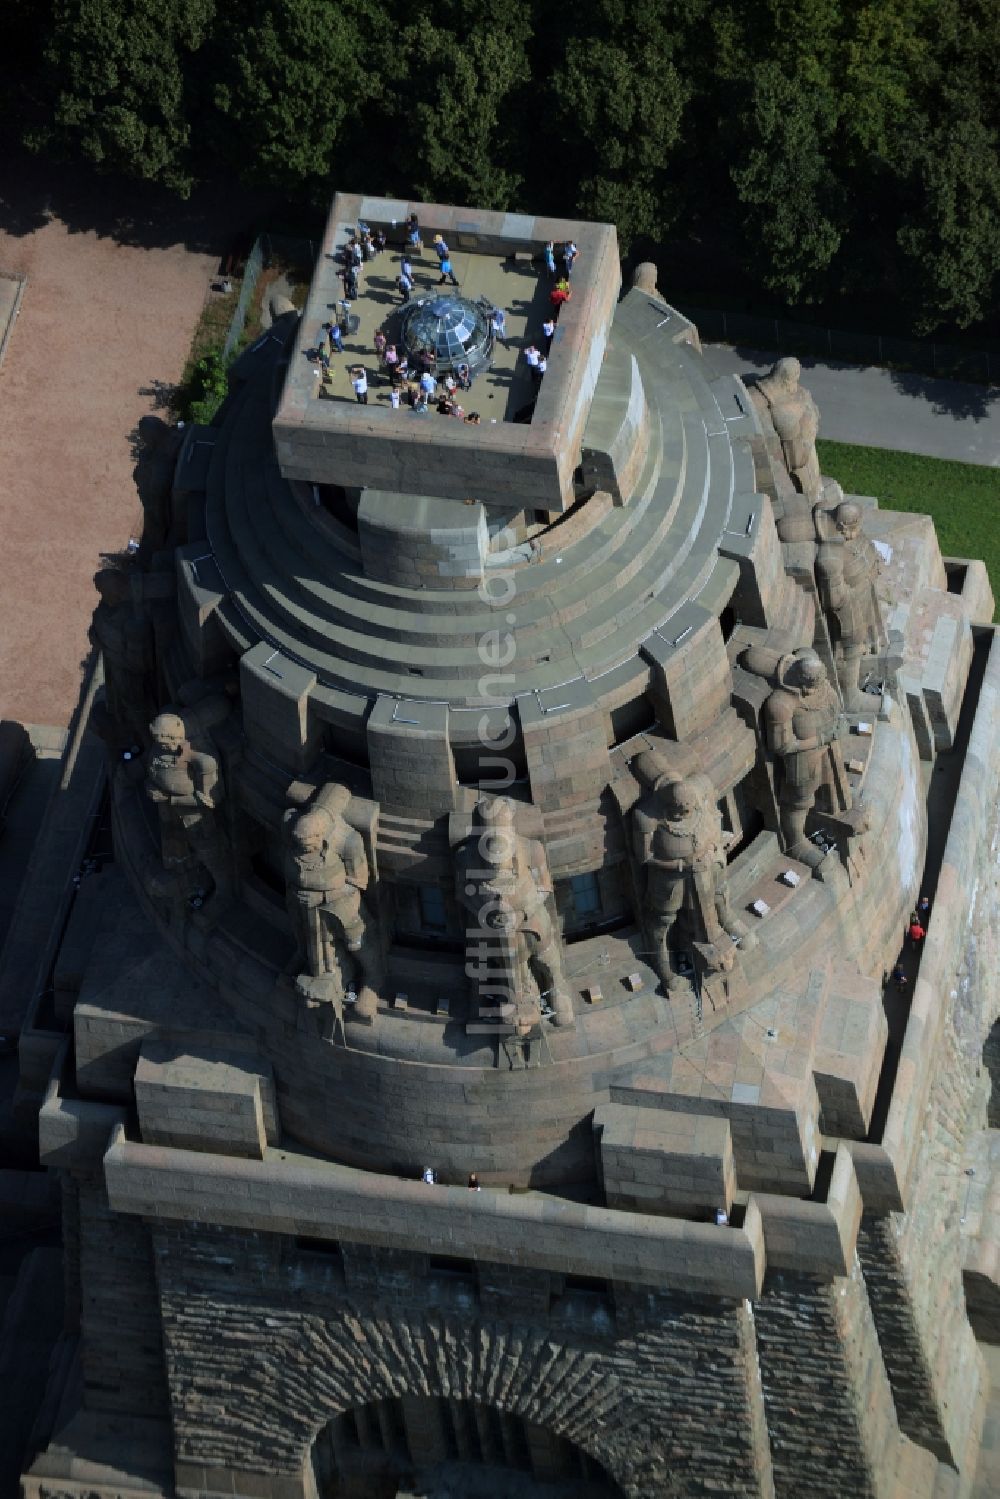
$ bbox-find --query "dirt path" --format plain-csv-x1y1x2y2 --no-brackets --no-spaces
0,147,273,727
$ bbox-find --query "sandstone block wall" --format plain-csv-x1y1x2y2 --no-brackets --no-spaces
153,1222,775,1499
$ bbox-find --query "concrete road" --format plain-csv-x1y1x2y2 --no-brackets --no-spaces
702,344,1000,467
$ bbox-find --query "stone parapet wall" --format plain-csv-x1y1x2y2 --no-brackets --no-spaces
891,635,998,1177
103,1124,765,1300
754,1261,903,1498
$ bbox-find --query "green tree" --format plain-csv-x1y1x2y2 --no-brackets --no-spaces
547,1,695,250
389,4,531,209
729,59,844,304
716,0,846,306
896,107,1000,333
27,0,215,195
209,0,385,194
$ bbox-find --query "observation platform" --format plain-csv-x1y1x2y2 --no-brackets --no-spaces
306,241,548,424
274,193,621,510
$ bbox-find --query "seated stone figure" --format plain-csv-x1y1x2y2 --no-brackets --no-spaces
763,650,854,866
145,710,232,904
631,766,750,994
455,798,574,1034
814,501,886,710
283,785,383,1019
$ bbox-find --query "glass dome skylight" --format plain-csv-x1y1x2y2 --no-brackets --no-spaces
400,295,494,375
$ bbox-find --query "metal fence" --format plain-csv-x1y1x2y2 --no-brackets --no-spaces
677,305,998,385
221,233,318,363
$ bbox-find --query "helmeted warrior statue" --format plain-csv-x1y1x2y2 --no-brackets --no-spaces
284,785,384,1020
814,500,886,710
762,649,853,866
145,710,232,904
631,763,750,993
753,356,823,504
455,798,574,1034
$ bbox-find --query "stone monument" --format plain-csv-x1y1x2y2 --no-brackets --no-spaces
144,709,232,905
283,784,383,1019
762,650,854,865
455,797,574,1033
631,763,750,993
11,192,998,1499
814,500,887,709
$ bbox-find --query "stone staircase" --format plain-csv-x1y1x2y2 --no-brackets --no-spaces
190,291,757,711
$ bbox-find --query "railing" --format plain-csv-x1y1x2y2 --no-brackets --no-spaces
677,305,997,385
221,232,318,363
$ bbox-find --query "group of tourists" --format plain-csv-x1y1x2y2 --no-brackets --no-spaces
890,893,932,987
336,223,387,301
313,215,579,409
397,228,459,301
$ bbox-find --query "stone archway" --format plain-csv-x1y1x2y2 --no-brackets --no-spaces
310,1394,624,1498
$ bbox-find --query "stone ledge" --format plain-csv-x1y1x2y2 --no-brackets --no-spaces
749,1144,862,1278
103,1124,765,1300
880,630,1000,1207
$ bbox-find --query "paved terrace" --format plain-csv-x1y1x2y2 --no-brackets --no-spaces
275,195,621,511
308,241,554,423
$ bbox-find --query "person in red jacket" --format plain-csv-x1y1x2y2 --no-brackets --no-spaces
908,914,926,950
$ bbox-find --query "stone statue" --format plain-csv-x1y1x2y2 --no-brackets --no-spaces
133,416,183,551
284,785,384,1019
631,767,750,993
145,711,232,904
455,798,573,1034
763,650,853,866
814,501,886,709
90,569,156,747
753,357,823,503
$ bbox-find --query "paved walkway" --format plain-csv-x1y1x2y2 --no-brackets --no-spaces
703,343,1000,467
0,146,273,728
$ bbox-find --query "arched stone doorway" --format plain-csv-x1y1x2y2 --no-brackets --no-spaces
311,1394,624,1498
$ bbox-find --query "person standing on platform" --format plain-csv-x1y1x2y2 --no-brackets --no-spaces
542,317,555,353
351,367,368,405
437,255,459,287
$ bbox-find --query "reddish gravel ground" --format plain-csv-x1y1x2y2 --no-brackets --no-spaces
0,147,272,728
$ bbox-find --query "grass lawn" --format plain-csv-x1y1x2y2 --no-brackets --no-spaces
817,439,999,612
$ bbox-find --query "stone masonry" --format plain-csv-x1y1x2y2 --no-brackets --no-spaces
12,195,1000,1499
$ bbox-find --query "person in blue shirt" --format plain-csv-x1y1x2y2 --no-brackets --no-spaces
437,256,459,287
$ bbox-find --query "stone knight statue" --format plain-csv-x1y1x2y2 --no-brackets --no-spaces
752,356,823,504
455,798,574,1034
762,649,854,865
631,764,750,993
814,501,886,709
283,785,383,1019
145,710,232,904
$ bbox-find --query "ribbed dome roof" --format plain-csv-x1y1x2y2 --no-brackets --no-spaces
401,294,494,373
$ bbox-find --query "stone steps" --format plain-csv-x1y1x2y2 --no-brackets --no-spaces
199,295,747,701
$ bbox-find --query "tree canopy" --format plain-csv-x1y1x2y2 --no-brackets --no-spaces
4,0,997,334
